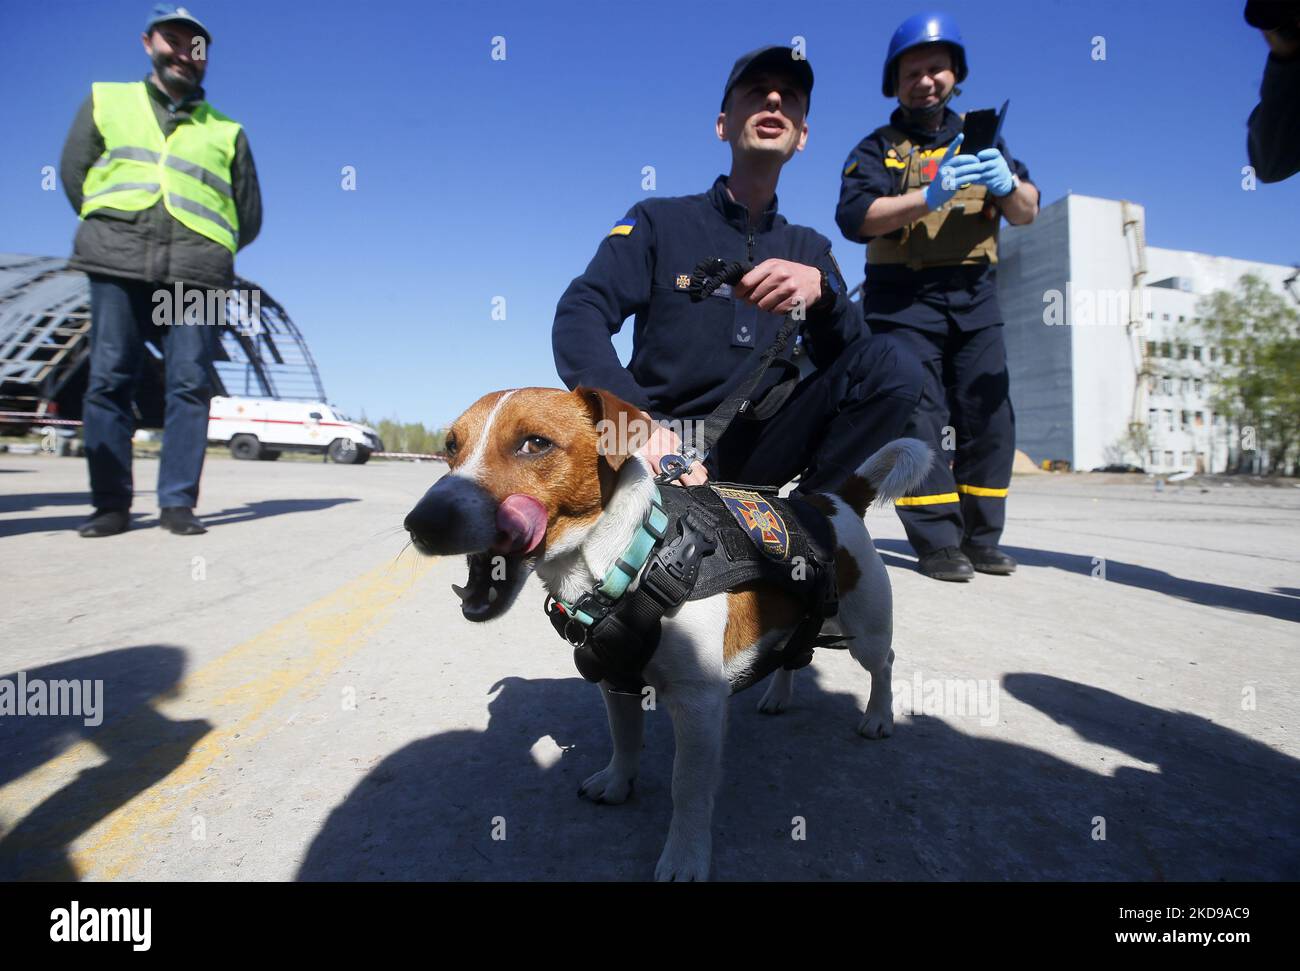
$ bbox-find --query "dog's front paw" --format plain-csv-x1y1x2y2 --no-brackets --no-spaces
757,668,793,714
578,766,635,805
654,834,711,882
857,708,894,739
757,678,792,714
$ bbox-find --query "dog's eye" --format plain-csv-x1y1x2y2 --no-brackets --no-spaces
517,435,553,456
445,435,459,457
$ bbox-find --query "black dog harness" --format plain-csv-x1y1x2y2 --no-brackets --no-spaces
545,258,848,695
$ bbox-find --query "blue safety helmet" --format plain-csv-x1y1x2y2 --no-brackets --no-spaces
882,12,967,97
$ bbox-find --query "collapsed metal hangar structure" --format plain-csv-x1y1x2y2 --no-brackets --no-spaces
0,253,325,428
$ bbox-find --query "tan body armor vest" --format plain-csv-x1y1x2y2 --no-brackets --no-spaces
866,123,1000,271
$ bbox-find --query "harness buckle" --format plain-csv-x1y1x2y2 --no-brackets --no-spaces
545,595,590,646
563,618,588,647
657,444,708,485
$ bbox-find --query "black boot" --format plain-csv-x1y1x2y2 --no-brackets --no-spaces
917,546,974,582
961,542,1017,575
78,508,130,538
160,506,207,535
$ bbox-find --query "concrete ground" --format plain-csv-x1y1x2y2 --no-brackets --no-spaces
0,452,1296,881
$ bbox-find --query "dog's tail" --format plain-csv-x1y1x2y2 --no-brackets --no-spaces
831,438,933,518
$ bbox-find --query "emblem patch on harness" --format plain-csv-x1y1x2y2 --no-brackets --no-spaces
712,486,789,560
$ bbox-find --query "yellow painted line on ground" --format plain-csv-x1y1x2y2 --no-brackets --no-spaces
0,554,434,880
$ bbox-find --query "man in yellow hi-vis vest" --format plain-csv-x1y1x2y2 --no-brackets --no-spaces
59,3,262,537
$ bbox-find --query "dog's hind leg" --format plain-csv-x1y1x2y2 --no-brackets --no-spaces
578,682,644,805
855,642,895,739
757,667,794,714
833,513,896,739
843,545,896,739
656,683,727,881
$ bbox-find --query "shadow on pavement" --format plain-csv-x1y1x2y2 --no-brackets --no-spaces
875,538,1300,624
298,666,1300,880
0,490,89,515
0,645,210,880
197,497,360,527
0,495,360,538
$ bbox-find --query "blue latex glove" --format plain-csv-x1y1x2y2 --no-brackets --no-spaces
923,133,965,210
945,148,1017,197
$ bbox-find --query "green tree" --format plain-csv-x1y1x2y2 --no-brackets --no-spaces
373,416,447,456
1194,273,1300,475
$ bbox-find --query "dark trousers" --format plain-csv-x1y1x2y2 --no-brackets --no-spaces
703,333,923,494
870,320,1015,555
83,274,216,511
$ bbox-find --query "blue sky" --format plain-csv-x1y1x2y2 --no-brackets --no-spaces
1,0,1295,428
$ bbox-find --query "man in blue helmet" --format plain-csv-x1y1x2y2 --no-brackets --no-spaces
835,12,1039,582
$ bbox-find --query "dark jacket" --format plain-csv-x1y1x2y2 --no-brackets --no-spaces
552,176,861,421
1247,51,1300,184
59,77,262,289
835,107,1035,334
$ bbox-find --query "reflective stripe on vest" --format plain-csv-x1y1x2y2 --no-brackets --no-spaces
866,121,999,271
80,81,241,253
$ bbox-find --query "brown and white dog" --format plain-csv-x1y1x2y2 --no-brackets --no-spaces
403,386,931,880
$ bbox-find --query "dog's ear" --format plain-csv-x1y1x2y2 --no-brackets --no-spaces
576,386,651,473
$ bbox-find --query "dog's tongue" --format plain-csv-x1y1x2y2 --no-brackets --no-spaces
493,494,547,554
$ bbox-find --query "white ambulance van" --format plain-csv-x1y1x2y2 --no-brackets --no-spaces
207,396,383,464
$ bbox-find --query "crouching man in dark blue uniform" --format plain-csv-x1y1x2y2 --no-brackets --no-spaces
553,46,923,496
835,13,1039,581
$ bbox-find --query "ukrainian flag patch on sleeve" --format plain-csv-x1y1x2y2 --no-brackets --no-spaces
608,218,636,237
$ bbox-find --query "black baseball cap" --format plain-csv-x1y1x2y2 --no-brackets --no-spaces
1244,0,1299,29
720,45,814,112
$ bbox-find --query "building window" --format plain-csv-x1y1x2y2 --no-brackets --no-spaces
1145,340,1157,358
1148,408,1158,428
1165,450,1174,465
1165,409,1174,431
1181,410,1190,429
1225,348,1233,364
1193,345,1202,361
1194,378,1203,396
1146,311,1154,320
1209,347,1217,362
1162,313,1170,321
1162,376,1173,395
1178,315,1185,323
1161,341,1172,357
1149,449,1159,466
1195,411,1204,427
1178,344,1188,360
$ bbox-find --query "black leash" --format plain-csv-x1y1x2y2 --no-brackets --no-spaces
659,259,803,482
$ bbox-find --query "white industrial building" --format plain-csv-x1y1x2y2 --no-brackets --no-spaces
998,194,1296,473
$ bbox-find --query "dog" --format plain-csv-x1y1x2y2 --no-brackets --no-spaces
403,386,931,880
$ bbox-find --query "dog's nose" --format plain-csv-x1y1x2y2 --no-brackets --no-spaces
404,497,445,543
403,476,497,555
